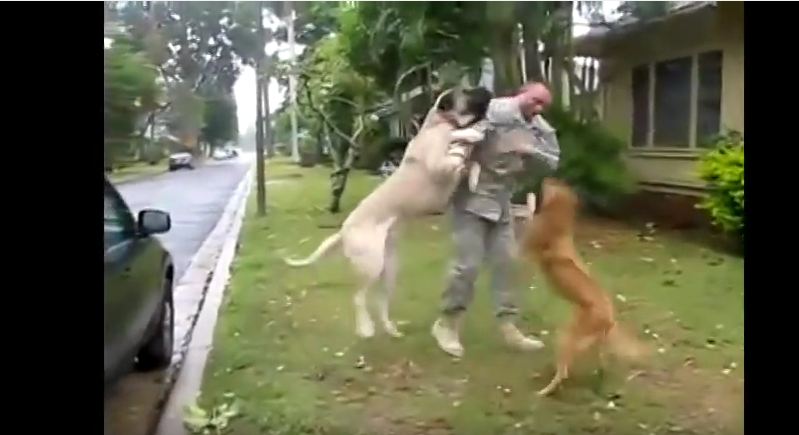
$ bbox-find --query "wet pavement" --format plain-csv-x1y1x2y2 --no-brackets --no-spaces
105,156,251,435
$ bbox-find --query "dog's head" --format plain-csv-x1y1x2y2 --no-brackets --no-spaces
434,86,493,128
539,178,579,225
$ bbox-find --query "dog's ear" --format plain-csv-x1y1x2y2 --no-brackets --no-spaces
435,89,456,112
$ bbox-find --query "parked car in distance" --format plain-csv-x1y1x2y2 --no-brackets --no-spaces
168,152,194,171
212,146,240,160
212,147,235,160
104,177,175,387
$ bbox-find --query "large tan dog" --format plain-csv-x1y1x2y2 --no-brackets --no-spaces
285,87,493,339
520,179,649,396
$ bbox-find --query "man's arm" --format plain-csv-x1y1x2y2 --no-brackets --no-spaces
525,115,561,172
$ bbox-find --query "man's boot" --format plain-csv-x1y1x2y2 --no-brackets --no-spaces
432,313,465,358
500,321,545,351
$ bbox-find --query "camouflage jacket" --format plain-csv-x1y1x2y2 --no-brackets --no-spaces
452,97,561,223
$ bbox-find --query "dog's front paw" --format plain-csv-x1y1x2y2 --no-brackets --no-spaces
451,128,484,143
526,193,537,214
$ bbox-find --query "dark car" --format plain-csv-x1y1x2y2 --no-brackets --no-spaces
104,178,175,386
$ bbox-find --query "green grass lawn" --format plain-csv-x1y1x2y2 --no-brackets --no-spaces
107,160,168,184
197,160,743,435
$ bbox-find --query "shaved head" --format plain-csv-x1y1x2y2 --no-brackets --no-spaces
515,82,553,119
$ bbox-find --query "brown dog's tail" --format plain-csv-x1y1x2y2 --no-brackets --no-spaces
606,323,651,363
284,232,342,267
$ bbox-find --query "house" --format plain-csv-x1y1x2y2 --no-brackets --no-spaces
573,1,743,198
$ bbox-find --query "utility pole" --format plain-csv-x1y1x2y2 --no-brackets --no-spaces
255,2,266,216
286,1,299,163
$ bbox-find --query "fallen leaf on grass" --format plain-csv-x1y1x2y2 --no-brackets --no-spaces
626,370,645,382
183,396,242,435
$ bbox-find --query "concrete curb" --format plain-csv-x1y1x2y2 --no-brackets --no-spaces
141,164,252,435
154,167,253,435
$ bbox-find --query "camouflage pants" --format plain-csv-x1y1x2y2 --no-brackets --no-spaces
441,207,519,319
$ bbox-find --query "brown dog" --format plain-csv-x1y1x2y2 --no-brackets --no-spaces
520,178,648,396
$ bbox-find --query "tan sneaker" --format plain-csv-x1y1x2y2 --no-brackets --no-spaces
500,321,545,351
432,314,465,358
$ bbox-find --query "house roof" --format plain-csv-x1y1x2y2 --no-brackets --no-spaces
573,1,717,57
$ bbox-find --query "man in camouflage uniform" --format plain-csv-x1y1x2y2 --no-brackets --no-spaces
432,82,561,358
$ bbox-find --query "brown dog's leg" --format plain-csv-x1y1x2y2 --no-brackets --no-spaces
539,314,602,396
538,338,573,396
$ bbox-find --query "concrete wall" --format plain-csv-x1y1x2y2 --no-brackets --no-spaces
597,3,743,195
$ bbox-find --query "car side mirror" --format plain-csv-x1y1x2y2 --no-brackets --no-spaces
138,209,171,235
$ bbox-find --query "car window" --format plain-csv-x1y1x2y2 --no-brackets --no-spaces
104,184,136,250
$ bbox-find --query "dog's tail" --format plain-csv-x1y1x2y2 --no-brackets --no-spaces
606,322,651,363
284,232,342,267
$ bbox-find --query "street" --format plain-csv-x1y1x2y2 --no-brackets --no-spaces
105,155,251,435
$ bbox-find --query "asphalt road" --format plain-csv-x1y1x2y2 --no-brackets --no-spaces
105,155,251,435
118,157,251,280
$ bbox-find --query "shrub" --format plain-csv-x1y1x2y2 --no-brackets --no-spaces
697,131,744,239
512,106,635,213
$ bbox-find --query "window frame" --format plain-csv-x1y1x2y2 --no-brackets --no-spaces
104,183,137,250
629,49,723,151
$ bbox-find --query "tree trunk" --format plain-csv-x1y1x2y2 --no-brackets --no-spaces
328,139,359,213
522,24,544,82
254,3,266,216
549,1,572,107
490,25,522,95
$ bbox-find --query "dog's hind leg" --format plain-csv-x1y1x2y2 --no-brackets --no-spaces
539,316,601,396
377,227,403,338
345,226,389,339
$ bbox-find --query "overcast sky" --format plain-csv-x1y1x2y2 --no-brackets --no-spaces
233,1,622,135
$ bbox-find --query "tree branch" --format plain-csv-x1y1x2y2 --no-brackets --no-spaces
300,74,361,152
393,62,431,101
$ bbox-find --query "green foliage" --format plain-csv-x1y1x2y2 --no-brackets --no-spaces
184,393,242,434
338,1,487,95
697,132,744,239
202,94,239,147
104,37,161,164
512,107,635,212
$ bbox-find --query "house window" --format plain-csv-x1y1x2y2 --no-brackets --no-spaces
631,65,650,148
696,50,723,146
630,51,724,149
654,56,692,147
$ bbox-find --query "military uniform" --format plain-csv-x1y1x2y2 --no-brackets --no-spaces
442,97,561,319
